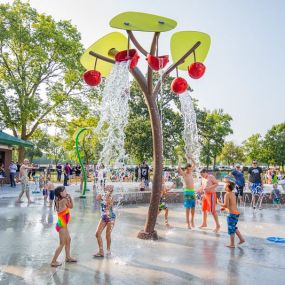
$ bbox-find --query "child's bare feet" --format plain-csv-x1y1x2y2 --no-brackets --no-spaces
65,257,77,262
198,224,207,229
191,222,195,228
226,245,235,248
93,252,104,258
186,223,191,229
213,225,221,233
238,239,245,245
51,261,62,267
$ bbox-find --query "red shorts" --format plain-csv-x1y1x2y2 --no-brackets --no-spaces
202,192,217,213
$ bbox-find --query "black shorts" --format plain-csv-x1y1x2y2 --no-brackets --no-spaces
49,190,55,200
235,186,244,197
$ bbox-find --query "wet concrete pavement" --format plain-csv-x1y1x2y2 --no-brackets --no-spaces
0,190,285,285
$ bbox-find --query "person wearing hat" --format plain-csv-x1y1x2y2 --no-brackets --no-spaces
9,160,17,188
231,164,245,205
218,175,245,248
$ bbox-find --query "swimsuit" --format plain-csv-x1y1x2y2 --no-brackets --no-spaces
159,195,167,211
227,212,240,235
55,208,70,232
100,198,116,223
184,188,195,209
273,198,281,204
202,192,217,213
20,176,29,192
249,182,263,195
49,190,55,200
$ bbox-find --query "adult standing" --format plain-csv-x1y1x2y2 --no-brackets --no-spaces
198,169,220,233
134,165,139,182
9,160,17,188
16,159,36,203
63,163,71,186
56,163,62,182
231,164,245,205
248,160,263,209
140,161,149,188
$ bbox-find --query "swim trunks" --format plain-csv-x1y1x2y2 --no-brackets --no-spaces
227,212,240,235
42,189,48,196
159,196,168,211
183,188,195,209
49,190,55,200
20,176,29,192
273,198,281,204
202,192,217,213
235,185,244,197
55,208,70,232
249,182,263,195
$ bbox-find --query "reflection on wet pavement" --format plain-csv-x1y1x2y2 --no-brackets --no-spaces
0,194,285,285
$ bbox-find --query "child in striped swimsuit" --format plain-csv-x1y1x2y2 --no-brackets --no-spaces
50,186,77,267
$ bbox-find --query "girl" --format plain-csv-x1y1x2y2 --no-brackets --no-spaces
51,186,77,267
94,185,116,257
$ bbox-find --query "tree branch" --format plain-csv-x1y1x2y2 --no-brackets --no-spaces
148,32,160,95
26,79,81,138
127,30,148,56
130,67,148,95
89,51,115,64
153,41,201,97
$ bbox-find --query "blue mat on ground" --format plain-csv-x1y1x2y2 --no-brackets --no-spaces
266,237,285,243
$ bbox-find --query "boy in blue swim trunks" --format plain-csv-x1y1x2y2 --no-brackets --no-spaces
218,176,245,248
178,154,196,229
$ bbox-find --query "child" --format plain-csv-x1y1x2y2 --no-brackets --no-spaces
39,174,47,202
46,177,55,208
218,176,245,248
50,186,77,267
177,154,196,229
139,178,145,191
158,178,175,227
94,185,116,257
270,183,281,209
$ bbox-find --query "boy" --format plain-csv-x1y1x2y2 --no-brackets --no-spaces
270,183,281,209
218,176,245,248
158,178,176,227
46,177,55,207
178,154,196,229
198,169,220,233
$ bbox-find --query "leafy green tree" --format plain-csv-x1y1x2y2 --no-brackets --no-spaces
62,116,101,164
199,109,233,169
0,0,86,161
219,141,245,166
263,122,285,170
242,134,265,164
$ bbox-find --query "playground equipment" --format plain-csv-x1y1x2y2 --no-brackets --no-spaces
80,11,211,239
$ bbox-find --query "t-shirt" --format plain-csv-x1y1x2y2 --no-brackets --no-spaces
140,165,149,180
272,189,281,199
56,165,62,173
248,167,262,183
231,170,245,187
9,164,17,173
64,165,71,175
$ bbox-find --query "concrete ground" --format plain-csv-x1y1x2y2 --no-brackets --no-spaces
0,185,285,285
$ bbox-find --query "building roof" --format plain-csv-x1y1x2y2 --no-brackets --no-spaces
0,131,33,147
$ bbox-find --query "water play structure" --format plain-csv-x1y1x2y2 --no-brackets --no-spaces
80,11,211,239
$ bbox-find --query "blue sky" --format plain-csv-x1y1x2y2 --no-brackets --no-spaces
2,0,285,143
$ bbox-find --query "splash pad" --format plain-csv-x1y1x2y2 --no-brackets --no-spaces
80,11,211,239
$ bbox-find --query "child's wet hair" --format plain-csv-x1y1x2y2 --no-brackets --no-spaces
55,186,65,198
185,163,192,169
227,182,235,191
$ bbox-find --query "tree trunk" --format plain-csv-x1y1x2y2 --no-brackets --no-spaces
18,146,25,163
213,156,217,170
137,94,163,240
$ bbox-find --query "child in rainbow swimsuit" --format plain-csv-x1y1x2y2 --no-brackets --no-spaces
50,186,77,267
94,185,116,257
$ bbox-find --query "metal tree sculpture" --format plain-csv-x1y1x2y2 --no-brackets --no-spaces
81,12,211,240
